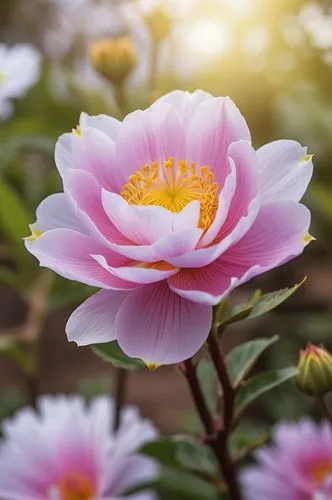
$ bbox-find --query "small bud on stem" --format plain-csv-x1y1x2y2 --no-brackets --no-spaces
296,344,332,396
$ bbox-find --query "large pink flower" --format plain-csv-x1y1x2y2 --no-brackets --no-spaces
242,419,332,500
26,90,313,365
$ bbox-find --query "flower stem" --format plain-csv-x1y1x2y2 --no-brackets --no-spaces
182,359,215,436
181,357,242,499
318,396,332,424
114,367,128,431
114,84,127,116
207,329,242,500
207,331,234,432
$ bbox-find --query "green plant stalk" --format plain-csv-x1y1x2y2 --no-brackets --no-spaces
181,356,242,499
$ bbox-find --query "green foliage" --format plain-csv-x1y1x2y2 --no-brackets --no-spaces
197,360,216,411
92,341,145,370
227,336,279,386
235,367,299,419
141,439,222,499
216,281,306,328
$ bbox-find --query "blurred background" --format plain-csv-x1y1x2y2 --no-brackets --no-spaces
0,0,332,435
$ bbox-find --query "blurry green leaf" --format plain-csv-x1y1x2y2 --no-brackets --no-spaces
197,360,216,411
142,438,219,477
0,339,35,374
176,441,219,476
0,181,32,242
235,367,299,418
248,279,306,319
227,336,279,386
0,389,26,421
92,341,145,370
0,267,20,288
180,411,203,435
157,467,221,500
230,422,269,462
142,438,180,467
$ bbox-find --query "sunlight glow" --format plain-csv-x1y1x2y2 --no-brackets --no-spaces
225,0,252,17
182,18,231,59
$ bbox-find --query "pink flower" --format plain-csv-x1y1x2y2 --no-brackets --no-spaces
0,395,158,500
25,90,313,365
242,419,332,500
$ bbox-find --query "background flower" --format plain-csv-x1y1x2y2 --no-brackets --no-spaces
26,90,313,366
0,395,158,500
242,418,332,500
0,43,41,119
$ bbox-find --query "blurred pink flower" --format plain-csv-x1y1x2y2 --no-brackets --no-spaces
242,419,332,500
26,90,313,365
0,395,158,500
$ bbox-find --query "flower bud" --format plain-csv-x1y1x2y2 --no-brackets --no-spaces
144,4,173,44
295,344,332,396
89,36,137,87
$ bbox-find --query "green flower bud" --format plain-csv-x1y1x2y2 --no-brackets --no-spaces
89,36,137,87
295,344,332,396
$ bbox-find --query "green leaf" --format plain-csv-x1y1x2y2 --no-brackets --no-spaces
141,438,180,467
230,422,269,462
142,438,219,476
227,336,279,386
248,279,306,319
157,467,221,500
176,440,219,476
197,360,216,411
220,303,253,326
92,341,145,370
235,367,299,418
0,181,32,243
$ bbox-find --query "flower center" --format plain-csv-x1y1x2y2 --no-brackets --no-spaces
121,157,219,230
56,472,95,500
312,461,332,486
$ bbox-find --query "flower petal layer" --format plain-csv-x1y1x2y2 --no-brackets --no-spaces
257,139,313,203
66,290,129,346
115,282,212,365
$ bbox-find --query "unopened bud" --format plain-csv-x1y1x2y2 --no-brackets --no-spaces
144,4,173,44
295,344,332,396
89,36,137,86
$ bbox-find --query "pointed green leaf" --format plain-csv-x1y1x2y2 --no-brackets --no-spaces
176,441,219,476
197,360,216,411
235,367,299,417
227,336,279,386
92,341,145,370
248,279,306,319
220,303,253,326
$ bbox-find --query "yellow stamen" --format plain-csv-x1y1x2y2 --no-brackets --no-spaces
121,157,219,231
303,233,315,244
145,361,160,371
58,472,95,500
312,460,332,485
73,125,81,138
301,154,313,163
26,228,43,241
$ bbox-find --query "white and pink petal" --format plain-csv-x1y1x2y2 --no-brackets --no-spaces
114,282,212,365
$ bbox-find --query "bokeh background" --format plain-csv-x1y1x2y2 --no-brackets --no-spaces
0,0,332,435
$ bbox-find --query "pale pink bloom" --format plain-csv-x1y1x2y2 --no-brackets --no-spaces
0,395,158,500
242,419,332,500
26,90,313,365
0,43,41,118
